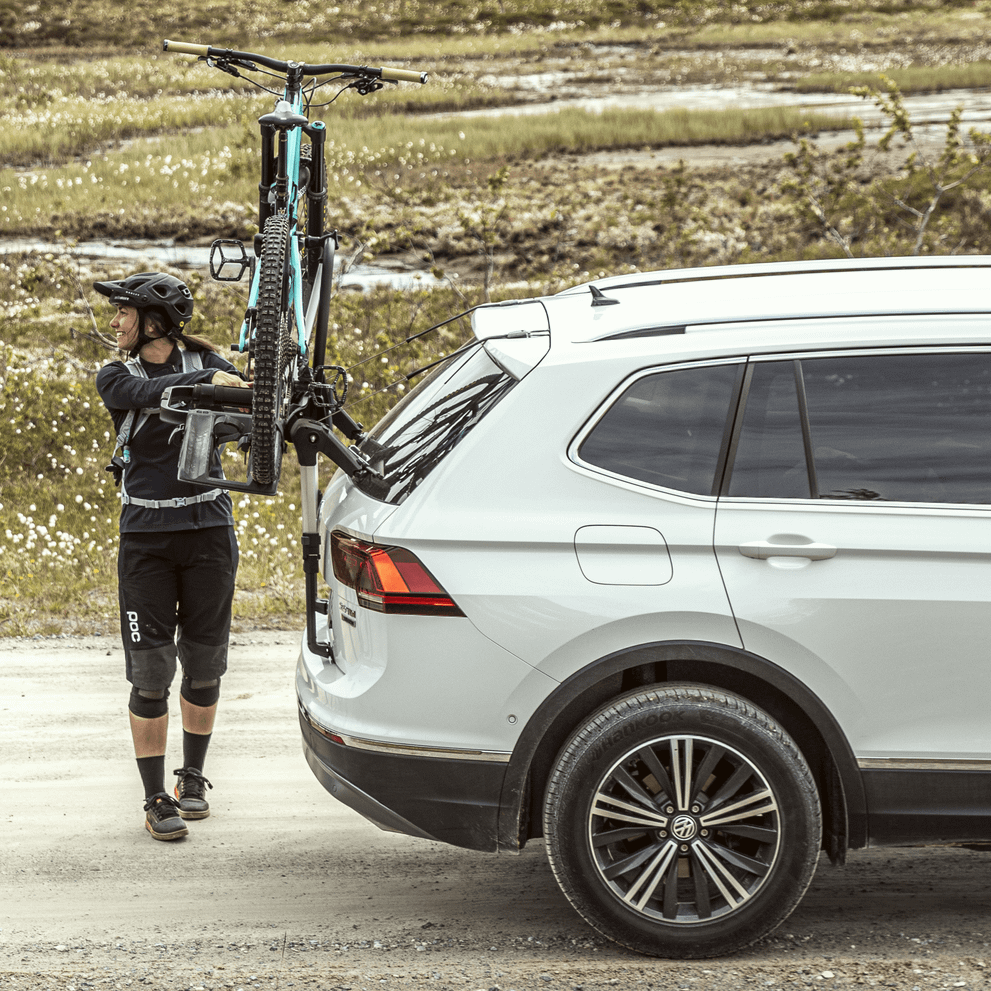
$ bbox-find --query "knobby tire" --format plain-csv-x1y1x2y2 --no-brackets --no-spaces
252,212,294,486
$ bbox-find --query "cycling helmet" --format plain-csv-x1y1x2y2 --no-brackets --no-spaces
93,271,194,333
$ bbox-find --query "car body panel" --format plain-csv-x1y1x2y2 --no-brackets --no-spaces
296,257,991,872
715,497,991,759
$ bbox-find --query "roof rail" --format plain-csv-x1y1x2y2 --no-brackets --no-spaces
559,255,991,297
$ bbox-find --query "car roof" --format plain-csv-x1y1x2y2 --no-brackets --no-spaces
541,256,991,347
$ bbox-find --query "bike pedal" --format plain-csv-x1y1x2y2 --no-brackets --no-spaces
210,239,251,282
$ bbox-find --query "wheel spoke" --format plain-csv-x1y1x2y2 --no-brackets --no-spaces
701,838,771,877
623,840,679,910
700,788,777,829
691,838,754,909
670,736,694,811
637,744,677,807
688,742,725,806
593,825,656,847
613,763,667,811
690,849,713,920
705,760,753,813
717,823,778,843
601,839,667,881
591,790,669,831
661,851,680,920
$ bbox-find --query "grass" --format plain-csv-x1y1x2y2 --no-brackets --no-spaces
1,0,986,49
0,104,852,240
793,61,991,95
0,245,493,635
1,0,989,634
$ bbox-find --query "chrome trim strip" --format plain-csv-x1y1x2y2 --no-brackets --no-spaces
339,735,512,763
300,704,512,763
858,757,991,772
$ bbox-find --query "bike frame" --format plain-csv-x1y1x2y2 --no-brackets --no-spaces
238,66,330,363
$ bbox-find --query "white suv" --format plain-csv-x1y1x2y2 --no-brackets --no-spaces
295,256,991,958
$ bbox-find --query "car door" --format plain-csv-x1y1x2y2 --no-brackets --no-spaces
713,348,991,840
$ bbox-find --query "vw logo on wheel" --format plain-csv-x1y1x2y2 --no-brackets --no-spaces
671,815,697,841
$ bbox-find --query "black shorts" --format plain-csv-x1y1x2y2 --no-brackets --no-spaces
118,526,239,690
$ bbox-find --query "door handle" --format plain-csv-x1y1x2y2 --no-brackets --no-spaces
739,540,837,561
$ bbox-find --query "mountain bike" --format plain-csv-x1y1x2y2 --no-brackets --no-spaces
160,38,425,484
157,39,426,655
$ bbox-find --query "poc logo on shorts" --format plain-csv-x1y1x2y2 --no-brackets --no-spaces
127,610,141,643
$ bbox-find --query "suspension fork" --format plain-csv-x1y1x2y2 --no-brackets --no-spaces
303,120,327,285
258,120,276,233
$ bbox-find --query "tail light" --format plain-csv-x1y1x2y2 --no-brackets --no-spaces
330,531,465,616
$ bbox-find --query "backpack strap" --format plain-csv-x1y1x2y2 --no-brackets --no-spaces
113,351,205,463
120,487,223,510
114,350,222,509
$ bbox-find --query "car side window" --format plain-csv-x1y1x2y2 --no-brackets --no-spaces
729,352,991,504
578,363,740,496
726,361,810,499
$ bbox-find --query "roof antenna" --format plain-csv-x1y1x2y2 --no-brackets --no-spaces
589,285,620,307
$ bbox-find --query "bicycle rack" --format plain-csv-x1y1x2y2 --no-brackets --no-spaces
160,384,279,495
160,381,390,660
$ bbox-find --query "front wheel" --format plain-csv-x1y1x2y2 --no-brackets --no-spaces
543,685,821,958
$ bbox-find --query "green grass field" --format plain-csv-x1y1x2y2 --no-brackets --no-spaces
1,0,989,634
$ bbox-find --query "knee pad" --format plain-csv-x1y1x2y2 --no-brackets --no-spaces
128,685,170,719
180,674,221,708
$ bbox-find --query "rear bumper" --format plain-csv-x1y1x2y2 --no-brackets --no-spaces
298,704,508,852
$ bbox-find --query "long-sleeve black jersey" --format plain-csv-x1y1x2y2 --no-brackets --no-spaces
96,347,240,533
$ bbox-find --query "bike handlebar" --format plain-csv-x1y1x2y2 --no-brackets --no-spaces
163,40,427,84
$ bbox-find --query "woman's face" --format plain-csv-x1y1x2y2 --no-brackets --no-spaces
110,305,140,352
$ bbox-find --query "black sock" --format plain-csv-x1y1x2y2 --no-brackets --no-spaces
183,730,212,773
136,755,166,799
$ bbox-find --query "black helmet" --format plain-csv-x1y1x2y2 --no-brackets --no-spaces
93,271,194,332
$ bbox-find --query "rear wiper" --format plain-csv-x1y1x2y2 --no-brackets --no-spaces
405,339,481,382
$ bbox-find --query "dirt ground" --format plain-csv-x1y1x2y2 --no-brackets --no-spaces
3,633,991,991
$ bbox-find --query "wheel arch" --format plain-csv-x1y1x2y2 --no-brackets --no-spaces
497,640,866,861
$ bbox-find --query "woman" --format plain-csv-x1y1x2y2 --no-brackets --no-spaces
95,271,249,841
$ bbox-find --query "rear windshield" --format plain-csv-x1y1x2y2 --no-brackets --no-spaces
358,344,515,503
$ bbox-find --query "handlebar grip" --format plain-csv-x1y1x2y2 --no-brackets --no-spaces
192,383,254,408
381,67,428,84
163,40,211,56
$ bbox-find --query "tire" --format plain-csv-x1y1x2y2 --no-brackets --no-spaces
543,685,821,959
251,212,295,486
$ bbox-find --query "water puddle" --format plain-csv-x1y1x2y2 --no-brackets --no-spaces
438,84,991,127
0,237,442,291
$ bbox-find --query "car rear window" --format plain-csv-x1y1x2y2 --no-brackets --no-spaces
358,344,514,503
577,363,742,496
729,352,991,504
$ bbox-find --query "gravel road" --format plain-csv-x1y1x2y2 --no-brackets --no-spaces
3,634,991,990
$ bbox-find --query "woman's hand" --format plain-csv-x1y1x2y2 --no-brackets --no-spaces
211,370,250,388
